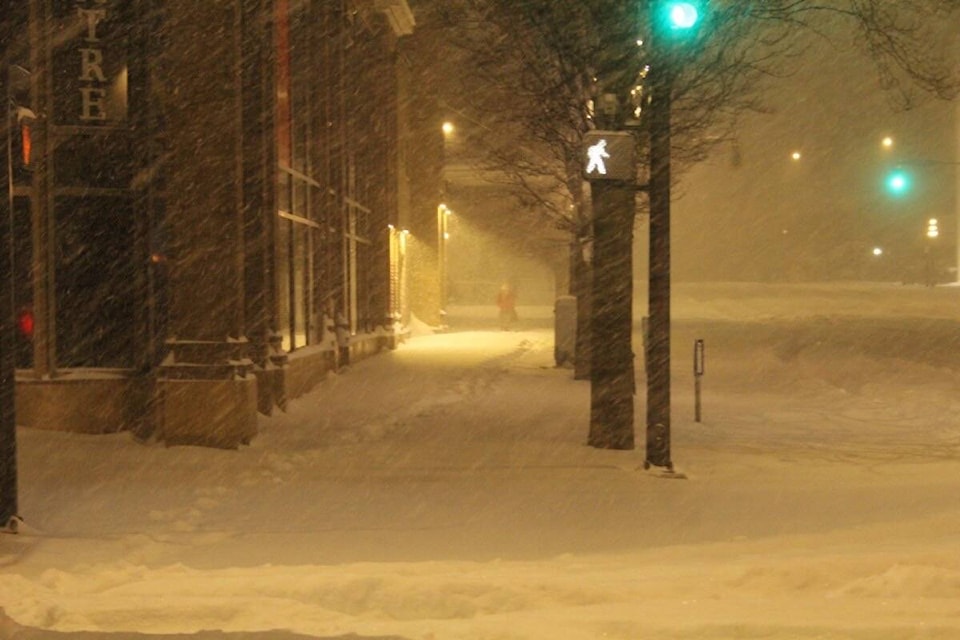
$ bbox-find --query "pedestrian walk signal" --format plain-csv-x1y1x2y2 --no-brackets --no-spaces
582,131,636,182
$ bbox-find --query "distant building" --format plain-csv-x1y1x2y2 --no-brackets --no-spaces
9,0,438,447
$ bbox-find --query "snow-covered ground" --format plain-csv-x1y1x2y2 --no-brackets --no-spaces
3,282,960,639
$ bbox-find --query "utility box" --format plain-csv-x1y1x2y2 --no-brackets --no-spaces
554,295,577,366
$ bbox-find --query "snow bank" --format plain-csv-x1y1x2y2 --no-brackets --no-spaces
3,283,960,639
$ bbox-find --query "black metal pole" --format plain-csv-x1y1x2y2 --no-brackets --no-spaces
1,35,21,529
645,61,673,470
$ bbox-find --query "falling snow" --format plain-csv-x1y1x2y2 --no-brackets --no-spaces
3,282,960,639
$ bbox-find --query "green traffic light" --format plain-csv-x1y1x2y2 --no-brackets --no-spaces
668,2,700,29
655,1,703,40
885,169,911,196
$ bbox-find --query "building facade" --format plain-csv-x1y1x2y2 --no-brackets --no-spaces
9,0,438,447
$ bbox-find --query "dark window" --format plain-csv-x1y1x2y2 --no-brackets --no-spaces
55,197,136,368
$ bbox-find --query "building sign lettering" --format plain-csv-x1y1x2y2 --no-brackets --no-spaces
77,1,110,122
50,0,132,190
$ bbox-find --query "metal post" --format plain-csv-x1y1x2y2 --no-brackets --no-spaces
693,338,704,422
645,58,673,470
1,36,21,530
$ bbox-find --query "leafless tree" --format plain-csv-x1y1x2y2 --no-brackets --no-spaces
411,0,960,449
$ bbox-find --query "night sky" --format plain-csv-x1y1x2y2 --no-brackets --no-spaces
671,31,957,283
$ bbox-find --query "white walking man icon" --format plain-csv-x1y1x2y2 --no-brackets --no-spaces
585,139,610,175
582,131,635,182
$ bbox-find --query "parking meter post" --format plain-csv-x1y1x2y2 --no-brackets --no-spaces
693,339,704,423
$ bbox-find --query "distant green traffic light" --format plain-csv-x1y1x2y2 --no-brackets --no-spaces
885,168,911,196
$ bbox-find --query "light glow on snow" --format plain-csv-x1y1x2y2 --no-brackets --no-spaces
3,282,960,639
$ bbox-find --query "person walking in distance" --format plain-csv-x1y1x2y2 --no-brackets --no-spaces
496,283,517,330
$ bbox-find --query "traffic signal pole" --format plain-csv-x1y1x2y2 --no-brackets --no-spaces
643,1,692,470
584,0,698,461
1,32,22,530
645,62,673,470
642,0,705,471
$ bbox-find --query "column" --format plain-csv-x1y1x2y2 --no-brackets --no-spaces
156,0,256,447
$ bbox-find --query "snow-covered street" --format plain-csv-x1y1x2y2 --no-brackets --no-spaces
3,282,960,639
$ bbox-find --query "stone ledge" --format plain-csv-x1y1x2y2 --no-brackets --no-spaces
158,377,257,449
15,375,136,434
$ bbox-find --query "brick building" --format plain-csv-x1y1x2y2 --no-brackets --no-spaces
8,0,445,447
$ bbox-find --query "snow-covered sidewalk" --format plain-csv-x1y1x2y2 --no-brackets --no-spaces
3,283,960,639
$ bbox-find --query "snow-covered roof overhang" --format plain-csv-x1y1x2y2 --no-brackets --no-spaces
375,0,415,36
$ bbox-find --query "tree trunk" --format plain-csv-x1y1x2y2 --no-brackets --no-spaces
588,181,635,449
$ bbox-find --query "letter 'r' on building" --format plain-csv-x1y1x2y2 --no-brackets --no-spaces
582,131,637,182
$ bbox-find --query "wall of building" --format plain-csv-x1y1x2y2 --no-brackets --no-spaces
13,0,421,446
